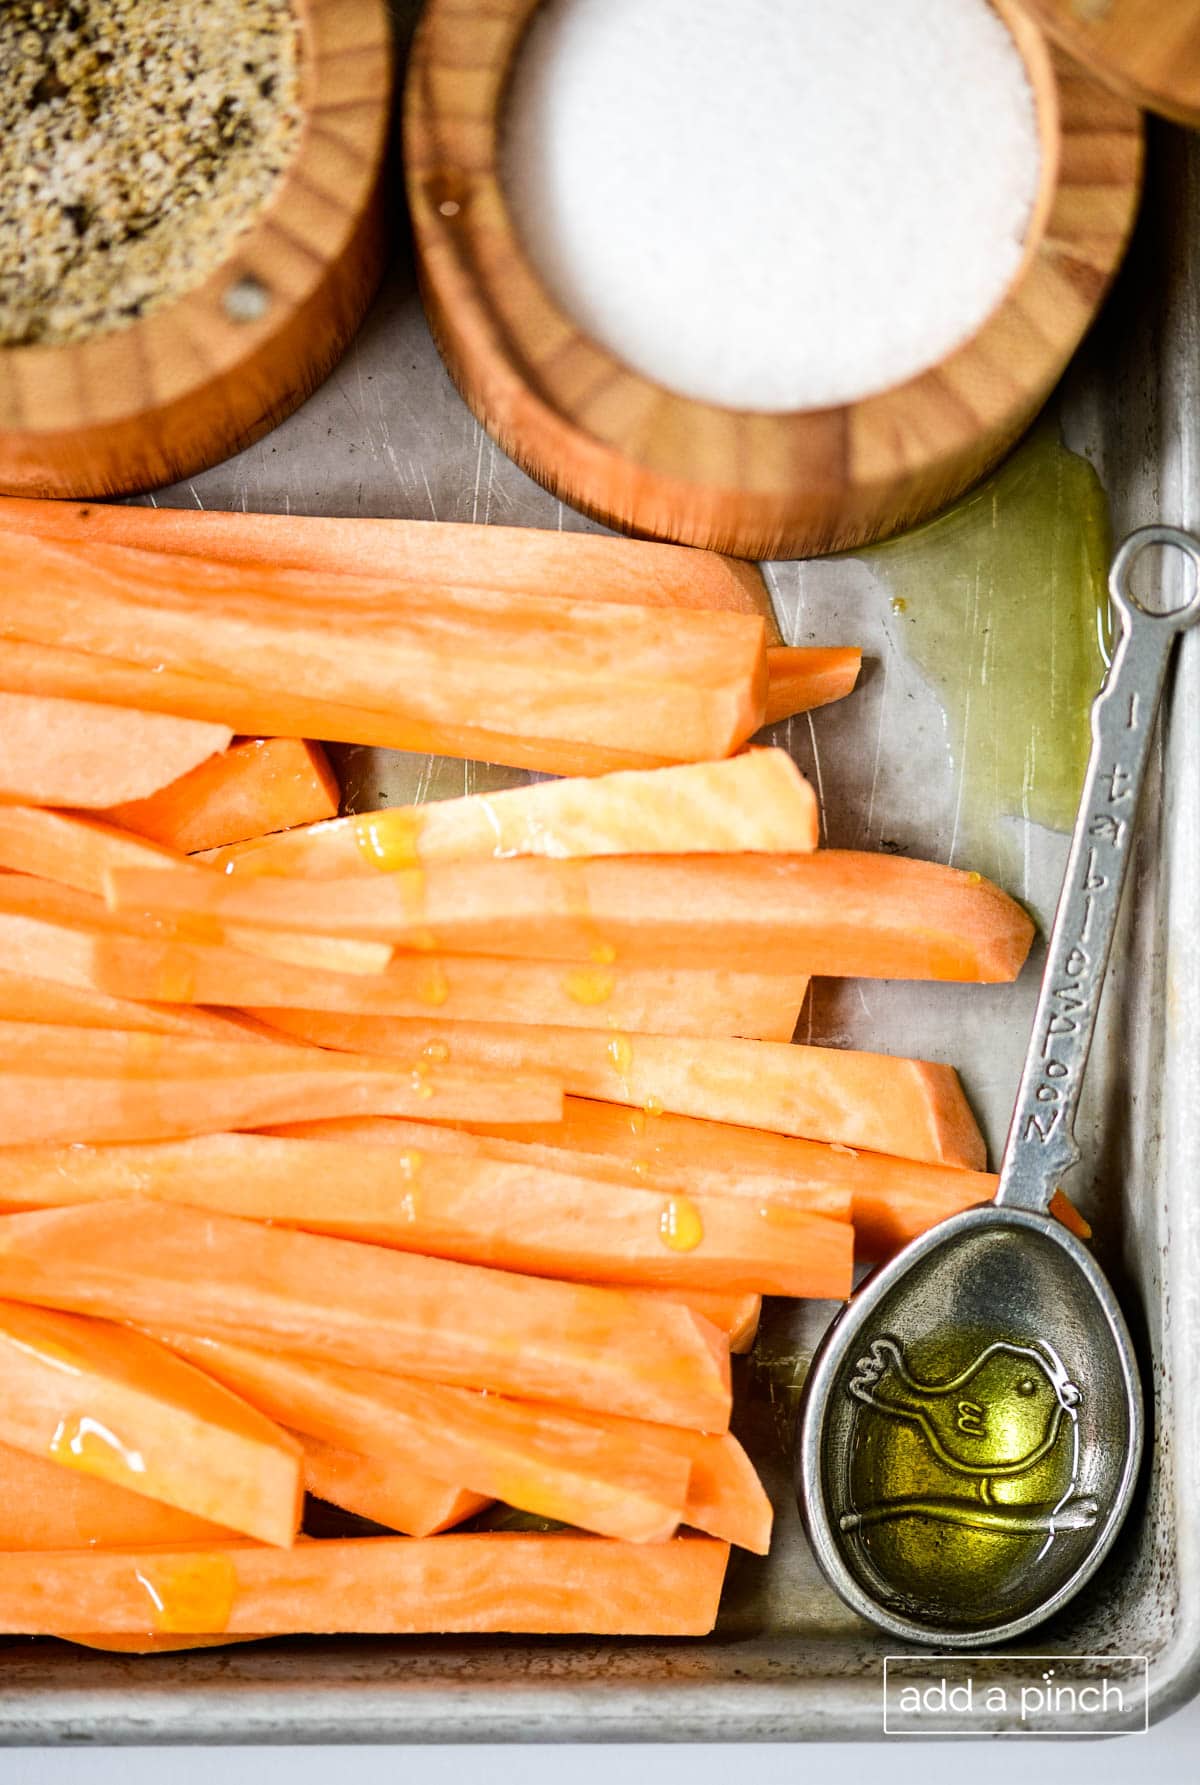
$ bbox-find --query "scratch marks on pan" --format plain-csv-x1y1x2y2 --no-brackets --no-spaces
369,380,403,487
483,438,497,525
864,644,892,844
806,711,828,844
188,484,204,509
420,466,438,521
470,428,486,524
947,688,971,868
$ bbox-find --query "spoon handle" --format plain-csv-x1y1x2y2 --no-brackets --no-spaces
995,526,1200,1212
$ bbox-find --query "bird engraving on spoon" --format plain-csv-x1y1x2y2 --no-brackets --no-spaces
839,1334,1098,1537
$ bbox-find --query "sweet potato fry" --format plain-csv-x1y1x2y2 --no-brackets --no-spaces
106,737,340,854
0,498,774,626
764,646,862,725
0,1020,562,1144
0,1534,731,1637
296,1433,489,1537
0,637,681,774
0,1302,301,1545
204,751,817,876
0,1438,233,1549
0,1202,730,1430
0,1133,852,1298
0,693,230,808
152,1332,693,1543
263,1113,849,1225
106,849,1035,981
247,1013,985,1169
0,531,768,767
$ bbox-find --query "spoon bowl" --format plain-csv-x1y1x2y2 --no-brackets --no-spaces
798,1204,1142,1644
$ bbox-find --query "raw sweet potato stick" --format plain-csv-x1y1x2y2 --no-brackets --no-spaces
763,646,862,725
0,531,768,766
105,849,1035,981
0,1020,562,1144
468,1097,1001,1252
0,637,686,774
0,1438,234,1549
151,1331,693,1543
0,1201,731,1430
152,1330,768,1552
0,1133,853,1299
0,882,804,1039
0,1534,731,1637
0,497,776,625
0,693,230,808
247,1011,985,1169
0,969,265,1040
204,750,818,876
106,737,340,854
0,1301,301,1545
296,1433,489,1537
0,823,391,978
264,1113,850,1224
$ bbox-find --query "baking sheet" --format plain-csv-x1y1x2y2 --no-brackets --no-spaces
0,101,1197,1745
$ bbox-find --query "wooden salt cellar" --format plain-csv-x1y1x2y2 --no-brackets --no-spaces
0,0,392,500
405,0,1141,559
1018,0,1200,126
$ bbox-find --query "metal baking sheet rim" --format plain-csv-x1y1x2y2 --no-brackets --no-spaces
1,122,1198,1749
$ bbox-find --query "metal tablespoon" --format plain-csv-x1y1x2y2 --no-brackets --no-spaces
796,525,1200,1647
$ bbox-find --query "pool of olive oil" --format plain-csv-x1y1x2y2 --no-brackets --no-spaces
860,428,1111,903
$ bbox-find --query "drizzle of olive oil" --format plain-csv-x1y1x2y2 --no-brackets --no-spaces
353,810,424,871
134,1554,238,1635
563,966,615,1007
49,1414,147,1487
659,1195,704,1252
861,429,1110,893
418,962,450,1007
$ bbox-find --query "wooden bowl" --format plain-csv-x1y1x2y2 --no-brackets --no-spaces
405,1,1142,560
1017,0,1200,126
0,0,392,501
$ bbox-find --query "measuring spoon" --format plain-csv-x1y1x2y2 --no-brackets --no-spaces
796,524,1200,1646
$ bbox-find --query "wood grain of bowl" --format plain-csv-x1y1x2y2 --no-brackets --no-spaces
0,0,393,501
404,0,1142,560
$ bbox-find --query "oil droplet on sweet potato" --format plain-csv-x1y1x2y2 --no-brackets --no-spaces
418,963,450,1006
50,1413,147,1487
659,1195,704,1252
353,811,424,871
563,966,615,1006
135,1553,238,1636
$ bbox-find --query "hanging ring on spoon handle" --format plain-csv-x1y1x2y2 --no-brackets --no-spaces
995,526,1200,1214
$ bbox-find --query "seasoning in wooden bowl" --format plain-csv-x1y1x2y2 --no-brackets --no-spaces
0,0,303,349
0,0,393,502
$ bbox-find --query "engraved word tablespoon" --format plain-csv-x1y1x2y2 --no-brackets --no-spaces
797,525,1200,1646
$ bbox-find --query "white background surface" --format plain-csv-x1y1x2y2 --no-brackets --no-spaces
2,1695,1198,1784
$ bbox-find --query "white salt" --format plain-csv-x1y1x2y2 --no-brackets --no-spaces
502,0,1041,412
